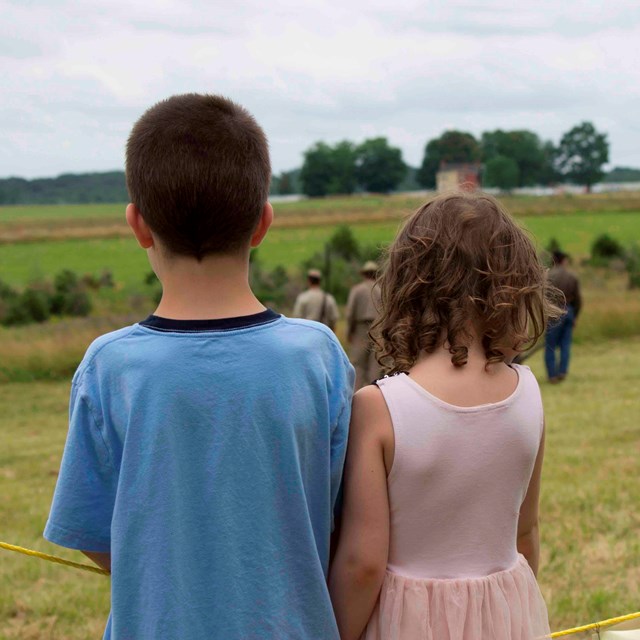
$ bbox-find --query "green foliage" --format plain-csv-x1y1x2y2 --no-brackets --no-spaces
19,288,51,323
556,121,609,191
299,225,383,304
546,237,563,254
249,251,292,308
481,129,553,186
355,137,407,193
0,269,94,326
591,233,625,262
300,141,357,197
271,169,301,195
395,166,421,192
605,166,640,183
483,155,520,192
416,130,480,188
0,171,128,205
327,225,360,261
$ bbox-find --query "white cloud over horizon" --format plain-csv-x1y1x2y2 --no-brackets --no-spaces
1,0,639,179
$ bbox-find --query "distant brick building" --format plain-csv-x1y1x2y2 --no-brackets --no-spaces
436,163,481,192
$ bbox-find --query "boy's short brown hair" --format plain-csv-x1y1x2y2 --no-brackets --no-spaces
126,94,271,259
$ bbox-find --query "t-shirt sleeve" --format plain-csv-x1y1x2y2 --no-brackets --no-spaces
44,382,117,553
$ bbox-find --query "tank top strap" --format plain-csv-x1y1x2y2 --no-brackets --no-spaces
374,373,417,482
508,363,545,440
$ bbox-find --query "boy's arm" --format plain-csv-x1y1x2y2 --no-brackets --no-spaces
329,386,390,640
517,423,545,576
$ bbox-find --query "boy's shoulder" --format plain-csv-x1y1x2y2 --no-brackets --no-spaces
270,316,351,365
278,315,341,343
73,324,141,385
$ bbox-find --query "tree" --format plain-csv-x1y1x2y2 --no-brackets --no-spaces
555,121,609,192
481,130,548,186
277,171,293,195
355,137,407,193
416,131,480,188
538,141,559,186
300,141,357,197
483,155,520,192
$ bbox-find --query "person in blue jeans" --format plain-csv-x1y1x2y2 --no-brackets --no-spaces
545,251,581,383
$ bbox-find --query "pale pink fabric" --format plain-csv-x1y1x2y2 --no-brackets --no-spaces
363,365,550,640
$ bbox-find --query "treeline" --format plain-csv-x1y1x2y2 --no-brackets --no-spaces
281,121,612,197
0,171,129,205
0,120,637,205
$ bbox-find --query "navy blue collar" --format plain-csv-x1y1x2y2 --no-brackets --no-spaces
140,309,280,333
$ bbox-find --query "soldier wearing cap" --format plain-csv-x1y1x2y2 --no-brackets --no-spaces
346,261,381,389
292,268,339,331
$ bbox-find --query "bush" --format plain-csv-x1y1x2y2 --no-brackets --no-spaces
591,234,624,263
54,269,81,295
250,253,292,308
20,289,51,323
327,225,360,262
98,269,115,288
62,290,92,316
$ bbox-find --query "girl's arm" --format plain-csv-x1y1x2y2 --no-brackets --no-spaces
329,386,392,640
517,424,546,576
82,551,111,572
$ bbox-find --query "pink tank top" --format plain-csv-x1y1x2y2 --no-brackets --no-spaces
376,363,543,580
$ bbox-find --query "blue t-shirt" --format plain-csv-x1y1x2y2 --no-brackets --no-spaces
44,310,354,639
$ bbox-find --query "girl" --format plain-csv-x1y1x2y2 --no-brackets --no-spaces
330,192,561,640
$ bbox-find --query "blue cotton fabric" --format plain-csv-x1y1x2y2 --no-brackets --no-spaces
44,312,354,640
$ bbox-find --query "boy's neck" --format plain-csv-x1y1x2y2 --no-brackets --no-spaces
152,252,265,320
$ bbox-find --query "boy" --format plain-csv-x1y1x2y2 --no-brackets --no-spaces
44,94,354,639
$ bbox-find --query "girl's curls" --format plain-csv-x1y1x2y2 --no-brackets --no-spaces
372,192,564,373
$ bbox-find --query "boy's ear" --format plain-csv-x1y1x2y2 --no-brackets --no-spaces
250,202,274,248
126,203,154,249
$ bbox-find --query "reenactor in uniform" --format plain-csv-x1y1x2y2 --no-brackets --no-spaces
346,261,381,389
293,268,339,331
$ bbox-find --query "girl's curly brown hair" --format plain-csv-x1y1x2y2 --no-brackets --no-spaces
371,192,564,373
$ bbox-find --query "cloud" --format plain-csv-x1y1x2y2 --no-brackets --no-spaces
0,0,639,177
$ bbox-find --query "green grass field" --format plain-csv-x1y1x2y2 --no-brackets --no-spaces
1,210,640,288
1,196,640,637
1,340,639,638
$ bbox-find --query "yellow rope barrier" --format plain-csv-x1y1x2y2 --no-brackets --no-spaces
550,610,640,637
2,540,639,636
0,541,110,576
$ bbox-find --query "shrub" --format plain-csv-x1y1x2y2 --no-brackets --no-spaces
98,269,115,288
591,234,624,263
62,290,92,317
250,253,292,308
327,225,360,262
20,289,51,323
54,269,81,295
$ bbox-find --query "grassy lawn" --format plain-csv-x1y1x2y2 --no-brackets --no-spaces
0,338,639,637
1,209,639,288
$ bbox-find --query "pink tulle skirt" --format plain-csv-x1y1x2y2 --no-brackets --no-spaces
361,555,550,640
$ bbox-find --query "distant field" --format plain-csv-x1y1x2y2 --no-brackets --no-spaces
1,211,639,287
1,339,639,638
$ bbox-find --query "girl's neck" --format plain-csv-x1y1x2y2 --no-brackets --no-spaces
409,331,518,408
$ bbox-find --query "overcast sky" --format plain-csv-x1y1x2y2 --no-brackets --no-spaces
1,0,639,179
